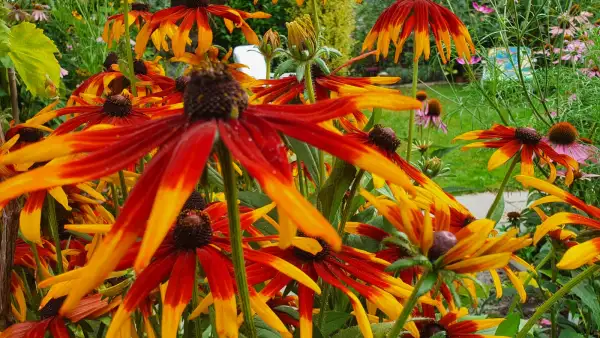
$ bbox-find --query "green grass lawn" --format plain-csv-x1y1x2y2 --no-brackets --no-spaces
379,83,531,194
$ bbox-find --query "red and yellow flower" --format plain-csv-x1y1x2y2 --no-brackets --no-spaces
102,2,152,47
0,63,421,314
363,0,475,62
455,124,579,185
409,305,509,338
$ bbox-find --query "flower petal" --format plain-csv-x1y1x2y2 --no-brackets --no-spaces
557,238,600,269
162,252,196,338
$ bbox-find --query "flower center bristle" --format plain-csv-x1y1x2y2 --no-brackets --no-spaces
368,124,401,153
416,90,428,102
103,95,132,117
175,75,191,93
428,231,457,261
184,63,248,122
507,211,521,221
103,52,119,72
183,191,207,210
293,238,330,262
39,296,67,319
133,60,148,75
426,99,442,117
420,323,447,338
185,0,210,7
173,210,213,250
131,2,149,11
17,127,44,143
548,122,578,145
515,127,541,145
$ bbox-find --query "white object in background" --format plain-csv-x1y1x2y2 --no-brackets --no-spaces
233,45,267,80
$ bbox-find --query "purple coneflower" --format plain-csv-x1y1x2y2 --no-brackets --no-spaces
557,169,600,181
416,98,448,134
581,65,600,78
544,122,598,163
472,2,494,14
456,56,482,65
31,4,50,22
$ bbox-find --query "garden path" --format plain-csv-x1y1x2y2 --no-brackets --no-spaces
456,191,529,220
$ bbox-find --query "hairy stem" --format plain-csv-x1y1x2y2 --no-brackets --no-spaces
122,1,138,96
386,270,430,338
486,156,519,219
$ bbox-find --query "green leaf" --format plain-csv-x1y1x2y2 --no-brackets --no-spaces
417,271,438,297
319,311,352,336
332,323,396,338
238,191,272,208
364,107,382,131
558,328,584,338
287,137,320,188
385,256,431,272
430,145,460,159
495,313,520,336
489,195,505,223
313,57,330,75
318,160,357,223
274,58,295,78
571,279,600,328
7,22,60,97
0,22,10,55
296,63,306,82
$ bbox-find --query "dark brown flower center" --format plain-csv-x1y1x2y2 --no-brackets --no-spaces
515,127,542,145
368,124,401,153
133,60,148,75
421,323,447,338
184,63,248,121
507,211,521,221
184,0,210,8
175,75,191,93
293,238,330,262
131,2,150,11
548,122,578,145
103,52,119,72
103,95,132,117
173,210,212,250
183,191,207,210
426,99,442,117
428,231,457,261
40,296,67,319
416,90,428,102
17,127,44,143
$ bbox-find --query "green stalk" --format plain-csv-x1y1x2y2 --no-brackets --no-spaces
217,143,257,338
337,169,365,236
386,269,430,338
110,183,120,216
122,0,137,96
29,243,43,283
96,323,106,338
515,264,600,338
265,57,272,80
406,56,418,163
485,156,519,219
191,264,202,338
310,0,321,36
118,171,128,200
304,64,326,189
297,162,306,197
47,197,63,274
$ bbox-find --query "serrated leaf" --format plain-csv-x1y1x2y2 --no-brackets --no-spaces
274,58,295,78
417,271,438,297
0,22,10,55
385,256,431,272
313,57,330,75
7,22,60,97
495,312,520,336
318,160,357,223
296,63,306,82
571,279,600,328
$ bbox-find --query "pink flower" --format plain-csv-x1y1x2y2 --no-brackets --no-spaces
568,94,577,102
557,169,600,181
581,66,600,78
415,99,448,134
457,56,482,65
31,4,49,22
544,122,598,163
66,44,73,51
540,319,552,327
59,67,69,78
472,2,494,14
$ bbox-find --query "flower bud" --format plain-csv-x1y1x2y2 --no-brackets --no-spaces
259,29,281,59
286,15,318,61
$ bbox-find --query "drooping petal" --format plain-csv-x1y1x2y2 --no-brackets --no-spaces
557,238,600,269
487,140,521,171
298,264,317,338
445,253,512,274
162,252,196,338
19,191,47,244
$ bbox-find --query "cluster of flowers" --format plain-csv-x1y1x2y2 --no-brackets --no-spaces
0,1,599,338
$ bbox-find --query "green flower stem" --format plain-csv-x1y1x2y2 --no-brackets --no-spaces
337,169,365,236
118,171,128,200
217,142,257,338
317,284,332,328
29,243,43,284
191,264,202,338
507,246,554,314
485,156,519,219
297,162,307,197
310,0,321,36
516,264,600,338
304,64,326,190
122,0,137,96
265,57,272,80
110,183,120,216
386,269,430,338
47,196,63,274
406,56,419,163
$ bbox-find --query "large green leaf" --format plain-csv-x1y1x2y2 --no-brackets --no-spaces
571,279,600,328
495,313,520,336
319,311,352,337
287,137,320,188
318,160,357,223
332,323,396,338
5,22,60,97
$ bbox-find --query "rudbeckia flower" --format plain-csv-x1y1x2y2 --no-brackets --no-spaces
135,0,270,58
0,63,421,313
361,187,532,302
410,305,508,338
0,294,120,338
517,175,600,269
362,0,475,62
102,3,152,47
250,52,400,104
237,235,432,338
454,124,579,185
543,121,598,163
